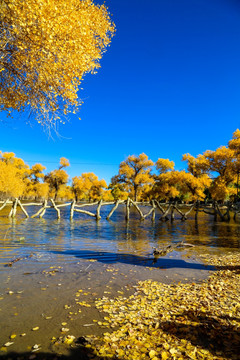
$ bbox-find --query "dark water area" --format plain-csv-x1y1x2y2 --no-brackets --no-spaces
0,204,239,358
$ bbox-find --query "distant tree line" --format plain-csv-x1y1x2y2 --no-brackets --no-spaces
1,129,240,203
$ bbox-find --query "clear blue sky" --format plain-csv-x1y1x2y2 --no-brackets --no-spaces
1,0,240,184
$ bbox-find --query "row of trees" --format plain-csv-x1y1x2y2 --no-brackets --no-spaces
1,129,240,203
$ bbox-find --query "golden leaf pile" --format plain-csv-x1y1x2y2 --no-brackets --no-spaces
87,253,240,359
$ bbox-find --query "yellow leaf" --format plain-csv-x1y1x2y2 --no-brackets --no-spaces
161,351,169,360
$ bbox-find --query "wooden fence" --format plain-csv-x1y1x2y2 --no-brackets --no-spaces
0,198,240,222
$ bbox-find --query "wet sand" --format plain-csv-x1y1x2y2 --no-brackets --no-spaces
0,250,214,358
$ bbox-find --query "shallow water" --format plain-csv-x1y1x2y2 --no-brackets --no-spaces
0,204,239,357
0,204,240,268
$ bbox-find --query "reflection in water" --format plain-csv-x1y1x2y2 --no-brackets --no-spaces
0,204,240,268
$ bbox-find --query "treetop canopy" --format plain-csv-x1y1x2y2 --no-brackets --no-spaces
0,0,115,130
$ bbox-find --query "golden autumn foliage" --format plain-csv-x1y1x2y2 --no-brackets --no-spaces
182,153,210,177
33,182,49,199
112,153,154,201
156,158,175,173
1,129,240,203
182,131,240,202
150,158,177,201
72,172,107,201
0,0,115,129
174,171,211,202
203,145,238,201
228,129,240,178
108,182,129,201
44,158,70,200
228,128,240,152
204,146,235,182
152,171,210,202
101,189,114,202
0,151,29,197
0,161,26,198
57,185,74,200
30,163,46,183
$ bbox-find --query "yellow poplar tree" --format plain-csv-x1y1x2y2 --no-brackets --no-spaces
0,161,25,198
203,146,236,201
24,163,48,199
112,153,154,201
0,151,29,198
44,157,70,200
182,152,211,201
57,185,74,201
0,0,115,130
182,153,210,177
228,129,240,200
72,172,107,201
108,181,129,201
172,171,211,202
151,159,179,201
101,189,114,202
152,158,211,202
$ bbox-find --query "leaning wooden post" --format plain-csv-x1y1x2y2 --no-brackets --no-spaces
50,199,61,219
9,198,18,218
215,202,225,221
170,202,175,221
181,202,196,221
0,199,10,212
13,198,18,217
213,201,218,221
31,200,46,218
107,200,120,220
143,203,155,220
125,198,130,221
18,200,29,218
151,200,156,221
39,199,48,218
173,205,185,219
70,200,75,220
8,201,14,218
96,199,102,220
130,199,144,221
155,200,165,214
160,203,171,221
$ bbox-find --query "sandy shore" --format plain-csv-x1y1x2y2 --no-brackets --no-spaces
0,249,217,359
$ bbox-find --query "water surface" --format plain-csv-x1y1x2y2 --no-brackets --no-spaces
1,204,239,269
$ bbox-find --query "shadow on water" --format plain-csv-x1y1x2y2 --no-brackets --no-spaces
51,249,216,271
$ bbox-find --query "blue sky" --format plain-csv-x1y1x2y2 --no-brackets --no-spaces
1,0,240,184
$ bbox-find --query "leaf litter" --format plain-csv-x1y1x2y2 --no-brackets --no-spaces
84,253,240,360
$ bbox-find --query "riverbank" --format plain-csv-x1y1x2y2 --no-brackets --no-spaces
87,252,240,360
1,250,239,359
